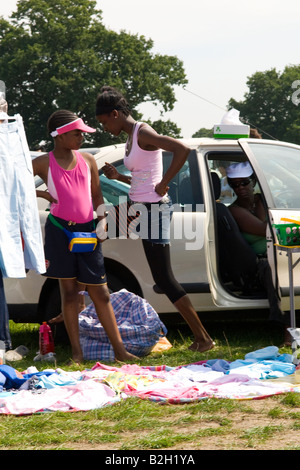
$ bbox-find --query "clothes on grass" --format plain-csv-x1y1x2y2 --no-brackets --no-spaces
0,380,118,415
0,346,298,414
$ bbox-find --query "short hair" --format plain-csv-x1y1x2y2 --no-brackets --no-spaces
95,86,131,116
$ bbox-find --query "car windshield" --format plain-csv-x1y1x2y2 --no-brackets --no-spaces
248,142,300,209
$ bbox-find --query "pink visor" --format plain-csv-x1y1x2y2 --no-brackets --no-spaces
50,118,96,137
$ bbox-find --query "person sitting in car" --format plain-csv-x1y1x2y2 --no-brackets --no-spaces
226,162,291,345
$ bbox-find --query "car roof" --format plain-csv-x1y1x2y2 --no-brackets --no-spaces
92,138,241,163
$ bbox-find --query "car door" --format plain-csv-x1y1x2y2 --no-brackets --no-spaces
198,145,267,311
239,139,300,311
163,149,210,301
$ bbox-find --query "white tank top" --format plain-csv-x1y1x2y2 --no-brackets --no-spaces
124,122,163,203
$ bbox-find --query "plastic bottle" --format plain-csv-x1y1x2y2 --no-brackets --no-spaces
39,322,55,356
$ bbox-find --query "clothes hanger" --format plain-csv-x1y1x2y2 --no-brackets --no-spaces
0,96,22,122
0,112,22,122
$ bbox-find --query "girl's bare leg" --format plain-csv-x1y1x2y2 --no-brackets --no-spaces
49,288,86,325
174,295,215,353
59,278,83,363
87,284,138,362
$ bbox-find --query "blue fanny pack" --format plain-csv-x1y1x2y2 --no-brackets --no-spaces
48,214,98,253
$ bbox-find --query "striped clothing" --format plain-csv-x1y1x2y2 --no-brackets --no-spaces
79,290,167,361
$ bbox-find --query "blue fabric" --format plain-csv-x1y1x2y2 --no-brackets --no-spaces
245,346,279,361
228,347,296,380
0,372,6,392
0,365,27,389
206,359,230,372
0,365,56,390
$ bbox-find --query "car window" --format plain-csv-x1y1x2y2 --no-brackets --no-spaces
163,150,203,211
208,153,268,210
99,161,130,205
99,151,203,211
209,159,236,205
247,142,300,209
208,153,246,206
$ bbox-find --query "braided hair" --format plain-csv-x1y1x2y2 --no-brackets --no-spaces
95,86,131,117
47,109,78,135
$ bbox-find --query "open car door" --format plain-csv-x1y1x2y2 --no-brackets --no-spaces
238,139,300,312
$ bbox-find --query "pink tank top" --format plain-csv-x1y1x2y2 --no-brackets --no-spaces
124,122,163,203
48,150,93,223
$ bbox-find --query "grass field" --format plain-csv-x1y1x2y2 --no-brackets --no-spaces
1,316,300,451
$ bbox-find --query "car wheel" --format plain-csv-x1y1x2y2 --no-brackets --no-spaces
107,273,127,293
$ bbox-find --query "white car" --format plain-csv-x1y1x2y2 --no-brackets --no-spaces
5,137,300,333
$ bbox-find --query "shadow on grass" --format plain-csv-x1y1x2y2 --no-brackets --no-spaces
7,313,289,370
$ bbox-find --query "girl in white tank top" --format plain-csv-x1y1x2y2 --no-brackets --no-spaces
96,86,215,354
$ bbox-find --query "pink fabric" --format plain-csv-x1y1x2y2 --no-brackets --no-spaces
124,122,163,203
48,150,93,223
0,381,117,415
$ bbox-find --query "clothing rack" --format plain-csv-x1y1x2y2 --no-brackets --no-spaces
0,112,22,122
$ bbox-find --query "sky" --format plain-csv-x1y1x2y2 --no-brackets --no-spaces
1,0,300,138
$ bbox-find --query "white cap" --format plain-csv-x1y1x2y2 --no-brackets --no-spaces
226,162,253,178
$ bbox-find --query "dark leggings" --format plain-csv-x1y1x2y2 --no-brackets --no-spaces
142,239,186,304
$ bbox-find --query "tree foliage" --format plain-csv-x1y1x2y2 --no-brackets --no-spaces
192,127,214,138
228,65,300,144
0,0,187,148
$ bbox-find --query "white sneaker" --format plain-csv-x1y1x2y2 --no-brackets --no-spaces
34,352,56,363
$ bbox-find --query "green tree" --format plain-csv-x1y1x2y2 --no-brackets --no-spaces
150,119,183,138
228,65,300,144
0,0,187,148
192,127,214,138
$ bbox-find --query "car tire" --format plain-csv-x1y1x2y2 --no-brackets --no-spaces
107,273,127,293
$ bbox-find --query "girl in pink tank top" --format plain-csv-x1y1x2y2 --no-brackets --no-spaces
96,87,215,354
32,109,138,364
48,149,93,223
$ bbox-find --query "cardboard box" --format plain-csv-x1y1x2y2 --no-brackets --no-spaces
213,124,250,139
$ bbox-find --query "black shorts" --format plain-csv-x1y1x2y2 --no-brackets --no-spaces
43,215,107,285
